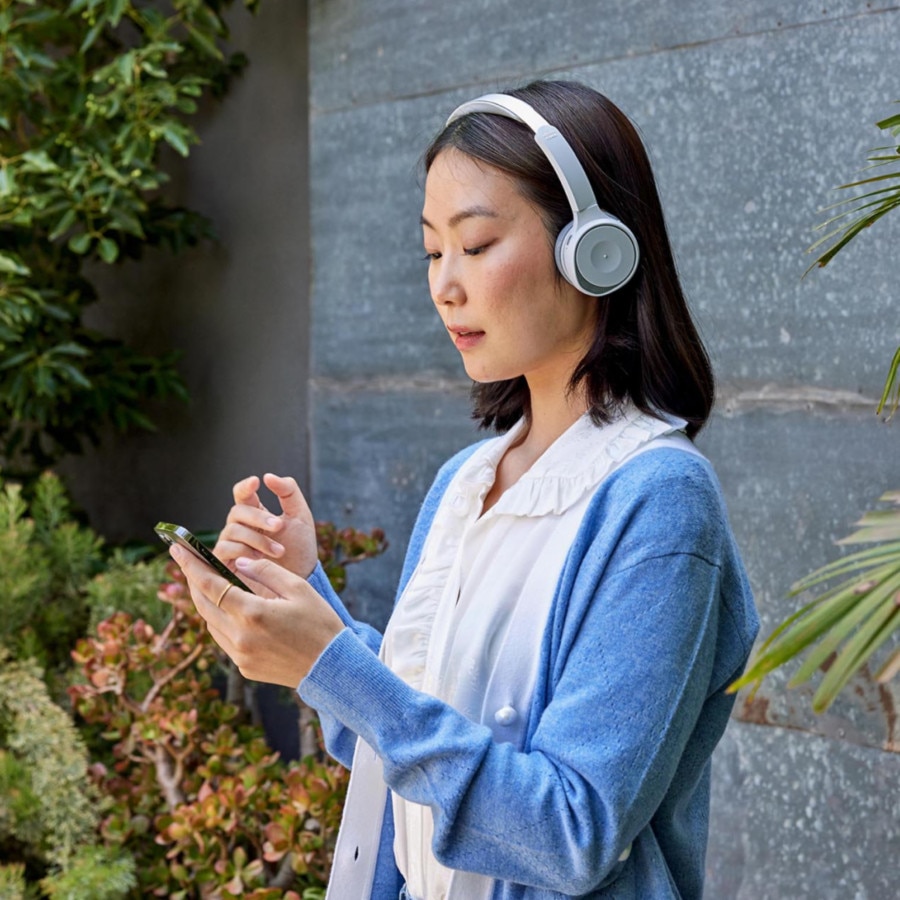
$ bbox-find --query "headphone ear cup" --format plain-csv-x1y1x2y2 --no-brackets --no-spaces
554,222,578,288
555,218,639,297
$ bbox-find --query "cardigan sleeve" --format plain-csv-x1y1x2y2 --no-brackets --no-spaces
300,454,757,894
302,442,483,768
304,563,383,767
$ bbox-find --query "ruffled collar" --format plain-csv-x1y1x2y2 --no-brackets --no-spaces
447,405,688,520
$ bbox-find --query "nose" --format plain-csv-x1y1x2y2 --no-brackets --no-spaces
429,258,465,307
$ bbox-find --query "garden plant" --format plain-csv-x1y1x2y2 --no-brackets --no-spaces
731,102,900,711
0,2,397,896
0,0,260,478
0,468,387,898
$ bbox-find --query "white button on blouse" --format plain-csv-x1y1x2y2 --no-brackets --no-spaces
494,706,518,726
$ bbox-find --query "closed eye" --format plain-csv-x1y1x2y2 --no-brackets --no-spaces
422,242,491,262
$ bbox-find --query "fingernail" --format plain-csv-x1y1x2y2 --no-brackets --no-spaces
266,516,280,528
235,557,252,570
270,542,284,556
170,545,185,561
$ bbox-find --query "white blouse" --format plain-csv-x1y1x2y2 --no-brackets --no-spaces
381,406,694,900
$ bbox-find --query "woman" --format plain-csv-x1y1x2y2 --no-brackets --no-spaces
170,80,759,900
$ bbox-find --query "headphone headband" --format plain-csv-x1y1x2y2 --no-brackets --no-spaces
444,92,639,297
447,94,598,214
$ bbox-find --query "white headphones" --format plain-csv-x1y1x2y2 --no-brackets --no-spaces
446,93,640,297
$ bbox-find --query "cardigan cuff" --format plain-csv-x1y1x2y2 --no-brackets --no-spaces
307,561,332,597
299,627,410,747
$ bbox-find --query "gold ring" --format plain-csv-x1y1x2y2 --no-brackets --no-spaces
215,583,234,608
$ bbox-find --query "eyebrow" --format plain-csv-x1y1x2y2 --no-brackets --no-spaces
420,205,500,230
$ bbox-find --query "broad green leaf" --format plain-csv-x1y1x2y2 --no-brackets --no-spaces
21,150,59,173
0,167,16,195
160,122,191,157
184,22,224,61
51,342,90,358
0,0,244,474
49,208,78,241
56,362,92,389
98,237,119,263
0,252,31,276
0,349,34,371
68,232,92,254
80,18,105,54
109,0,129,27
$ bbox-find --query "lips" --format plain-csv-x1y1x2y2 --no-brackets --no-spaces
448,325,485,351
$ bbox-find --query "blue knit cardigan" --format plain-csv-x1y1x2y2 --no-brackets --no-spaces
299,444,759,899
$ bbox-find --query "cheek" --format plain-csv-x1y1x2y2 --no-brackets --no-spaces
489,246,557,301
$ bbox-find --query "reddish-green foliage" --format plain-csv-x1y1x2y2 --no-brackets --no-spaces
315,521,387,594
69,562,349,899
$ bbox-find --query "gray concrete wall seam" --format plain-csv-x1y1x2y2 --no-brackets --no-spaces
309,2,900,113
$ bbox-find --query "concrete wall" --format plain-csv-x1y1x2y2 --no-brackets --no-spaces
307,1,900,896
65,0,311,538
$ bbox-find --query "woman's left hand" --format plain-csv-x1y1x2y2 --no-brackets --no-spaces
169,545,345,688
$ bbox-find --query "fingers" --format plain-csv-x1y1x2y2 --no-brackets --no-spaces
218,473,318,581
216,521,285,561
232,475,265,510
218,475,286,562
169,545,242,628
234,554,307,599
170,545,342,688
263,473,313,523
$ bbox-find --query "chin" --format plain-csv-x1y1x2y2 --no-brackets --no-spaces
465,368,521,385
462,362,497,382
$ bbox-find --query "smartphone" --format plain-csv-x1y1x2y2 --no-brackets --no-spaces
154,522,251,592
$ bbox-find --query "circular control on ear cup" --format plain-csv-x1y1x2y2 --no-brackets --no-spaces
574,224,638,295
555,219,639,296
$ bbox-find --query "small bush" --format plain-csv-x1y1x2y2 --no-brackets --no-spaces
0,651,135,899
0,471,103,693
70,563,350,898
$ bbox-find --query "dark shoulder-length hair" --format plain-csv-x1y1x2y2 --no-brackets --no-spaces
423,80,714,439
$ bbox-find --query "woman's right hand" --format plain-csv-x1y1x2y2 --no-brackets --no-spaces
214,473,319,595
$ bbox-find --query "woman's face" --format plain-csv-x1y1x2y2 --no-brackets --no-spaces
421,149,598,390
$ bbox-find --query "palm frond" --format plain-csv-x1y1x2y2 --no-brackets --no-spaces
805,100,900,273
876,346,900,421
730,494,900,711
804,103,900,421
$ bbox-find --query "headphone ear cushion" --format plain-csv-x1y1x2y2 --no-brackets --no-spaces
554,222,577,287
555,219,639,297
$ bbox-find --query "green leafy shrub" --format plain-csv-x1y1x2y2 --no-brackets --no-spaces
85,548,171,633
0,651,135,899
0,0,258,477
0,470,103,691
